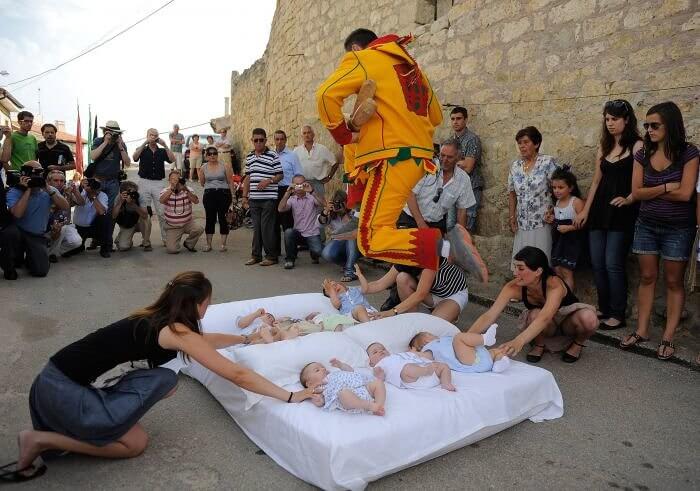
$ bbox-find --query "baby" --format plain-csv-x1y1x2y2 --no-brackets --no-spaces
323,265,377,322
409,324,511,374
236,309,355,344
300,359,386,415
366,342,455,391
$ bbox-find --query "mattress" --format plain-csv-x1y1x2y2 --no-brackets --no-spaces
176,293,564,490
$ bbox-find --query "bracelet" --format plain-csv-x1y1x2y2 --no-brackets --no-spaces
393,308,399,316
243,334,250,345
287,391,294,403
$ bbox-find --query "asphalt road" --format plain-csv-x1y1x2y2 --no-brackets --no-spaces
1,227,698,490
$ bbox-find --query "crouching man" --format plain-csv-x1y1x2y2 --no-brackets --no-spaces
45,170,82,262
159,169,203,253
112,180,149,251
72,178,112,258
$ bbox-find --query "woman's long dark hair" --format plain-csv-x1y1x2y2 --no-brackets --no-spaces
130,271,212,349
550,165,582,199
643,101,688,164
600,99,641,160
513,246,553,278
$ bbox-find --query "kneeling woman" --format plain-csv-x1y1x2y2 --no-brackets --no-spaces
468,246,597,363
9,272,312,481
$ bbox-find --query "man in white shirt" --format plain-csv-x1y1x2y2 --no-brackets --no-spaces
73,178,112,258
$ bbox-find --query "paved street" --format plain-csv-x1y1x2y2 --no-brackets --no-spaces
1,225,698,490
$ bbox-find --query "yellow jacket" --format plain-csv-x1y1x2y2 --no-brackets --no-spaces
317,35,443,170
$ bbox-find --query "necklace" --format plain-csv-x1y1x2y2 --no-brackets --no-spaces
523,156,536,173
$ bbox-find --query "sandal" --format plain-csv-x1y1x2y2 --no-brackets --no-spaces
219,245,228,252
526,344,545,363
202,245,212,252
562,341,585,363
340,274,358,282
620,332,649,350
0,458,47,483
657,340,675,360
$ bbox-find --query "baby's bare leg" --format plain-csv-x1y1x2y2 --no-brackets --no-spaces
258,326,275,344
432,362,455,391
352,305,371,323
400,363,436,383
279,326,301,340
337,388,384,416
452,336,477,365
367,380,386,416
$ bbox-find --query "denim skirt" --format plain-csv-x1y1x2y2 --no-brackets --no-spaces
29,362,177,446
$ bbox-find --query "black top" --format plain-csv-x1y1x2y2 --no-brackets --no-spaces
92,137,128,179
50,317,177,386
136,146,172,180
37,141,75,175
394,257,468,298
587,154,638,231
116,206,140,228
522,274,579,311
0,175,12,228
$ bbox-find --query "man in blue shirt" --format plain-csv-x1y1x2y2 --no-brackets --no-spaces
6,161,70,277
273,130,303,232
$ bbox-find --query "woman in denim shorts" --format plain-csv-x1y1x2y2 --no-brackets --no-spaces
621,102,699,360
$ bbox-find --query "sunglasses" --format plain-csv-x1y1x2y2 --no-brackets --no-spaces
643,122,663,131
206,152,218,156
604,99,629,112
252,138,265,143
20,119,33,124
432,187,443,203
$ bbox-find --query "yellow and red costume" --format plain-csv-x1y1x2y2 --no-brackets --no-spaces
317,34,443,270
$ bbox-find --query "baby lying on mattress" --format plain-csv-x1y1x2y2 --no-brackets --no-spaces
409,324,511,374
235,309,356,344
300,359,386,416
366,342,456,391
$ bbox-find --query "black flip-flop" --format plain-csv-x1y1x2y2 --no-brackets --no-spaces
0,458,47,483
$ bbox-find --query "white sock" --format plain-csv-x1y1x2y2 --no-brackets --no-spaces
482,323,498,347
353,210,361,218
492,356,511,373
440,240,451,258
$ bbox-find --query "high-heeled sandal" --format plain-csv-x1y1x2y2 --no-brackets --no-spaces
526,344,545,363
562,341,585,363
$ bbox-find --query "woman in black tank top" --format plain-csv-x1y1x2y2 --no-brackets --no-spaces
8,272,313,482
466,247,597,364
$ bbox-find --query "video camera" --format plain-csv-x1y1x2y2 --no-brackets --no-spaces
6,165,45,189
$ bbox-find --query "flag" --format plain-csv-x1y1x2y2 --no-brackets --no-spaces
75,105,84,176
93,115,98,141
87,106,93,164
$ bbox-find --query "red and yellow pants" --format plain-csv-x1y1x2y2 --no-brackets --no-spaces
356,158,441,270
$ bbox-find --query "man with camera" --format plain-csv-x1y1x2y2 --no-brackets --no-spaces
159,169,203,253
45,170,83,262
169,124,185,171
1,111,38,172
278,174,325,269
89,121,130,241
133,128,175,249
72,178,112,258
112,180,149,252
37,123,75,177
5,161,70,277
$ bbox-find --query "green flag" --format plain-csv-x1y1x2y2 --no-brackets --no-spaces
87,106,93,164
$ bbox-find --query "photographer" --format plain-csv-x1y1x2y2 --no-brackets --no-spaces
0,173,21,280
72,178,112,258
319,189,362,282
133,128,175,249
5,161,69,277
159,169,203,253
45,170,82,262
112,181,149,252
278,174,325,269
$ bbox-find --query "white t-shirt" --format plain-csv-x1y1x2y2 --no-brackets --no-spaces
293,143,336,181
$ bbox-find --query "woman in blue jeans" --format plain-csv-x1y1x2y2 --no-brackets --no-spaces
575,100,642,330
319,190,360,282
621,102,698,360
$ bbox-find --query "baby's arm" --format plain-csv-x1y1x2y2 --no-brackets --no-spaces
237,308,265,328
355,264,369,294
330,358,354,372
413,350,434,360
305,311,320,321
310,393,325,407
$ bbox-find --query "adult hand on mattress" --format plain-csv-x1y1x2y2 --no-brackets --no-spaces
369,310,392,320
498,338,525,357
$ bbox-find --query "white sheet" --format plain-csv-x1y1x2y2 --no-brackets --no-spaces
178,294,564,490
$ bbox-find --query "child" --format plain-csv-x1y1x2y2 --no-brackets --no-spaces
365,342,455,391
409,324,511,374
236,308,355,344
547,166,584,290
322,266,377,322
300,359,386,415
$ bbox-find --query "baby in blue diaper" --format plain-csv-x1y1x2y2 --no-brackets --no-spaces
409,324,511,374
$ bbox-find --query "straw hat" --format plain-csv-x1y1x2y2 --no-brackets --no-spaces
100,120,123,134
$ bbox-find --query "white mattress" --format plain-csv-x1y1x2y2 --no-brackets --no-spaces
177,294,564,490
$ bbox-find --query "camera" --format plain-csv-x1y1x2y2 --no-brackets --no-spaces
128,190,140,202
178,177,186,186
8,166,45,188
331,200,345,211
294,184,304,190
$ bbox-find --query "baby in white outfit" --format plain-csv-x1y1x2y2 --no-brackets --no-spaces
367,342,455,391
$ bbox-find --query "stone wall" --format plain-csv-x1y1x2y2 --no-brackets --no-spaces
225,0,699,283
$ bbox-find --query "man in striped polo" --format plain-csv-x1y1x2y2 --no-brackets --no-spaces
159,169,203,253
242,128,283,266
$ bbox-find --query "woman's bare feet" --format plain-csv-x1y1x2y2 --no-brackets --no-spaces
17,430,43,471
368,402,385,416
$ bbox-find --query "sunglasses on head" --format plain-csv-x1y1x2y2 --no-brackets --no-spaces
604,99,629,112
252,138,265,143
643,122,663,131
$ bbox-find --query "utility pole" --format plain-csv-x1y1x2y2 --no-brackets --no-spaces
38,88,42,115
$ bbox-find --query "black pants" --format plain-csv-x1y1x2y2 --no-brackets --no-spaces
203,188,232,235
277,186,294,231
249,199,279,260
13,227,50,277
76,214,112,253
0,224,20,274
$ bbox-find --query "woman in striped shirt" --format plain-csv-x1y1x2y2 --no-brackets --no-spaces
621,102,699,360
363,257,469,323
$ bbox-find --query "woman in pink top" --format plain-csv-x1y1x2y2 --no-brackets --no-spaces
188,135,203,181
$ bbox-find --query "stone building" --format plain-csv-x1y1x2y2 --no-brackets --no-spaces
224,0,699,281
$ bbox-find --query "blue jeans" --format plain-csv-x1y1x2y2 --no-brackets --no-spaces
322,239,360,276
589,229,631,320
284,229,323,262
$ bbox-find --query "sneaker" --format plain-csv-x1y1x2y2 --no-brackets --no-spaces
284,261,295,269
49,254,58,263
245,257,261,266
143,244,153,252
99,250,111,258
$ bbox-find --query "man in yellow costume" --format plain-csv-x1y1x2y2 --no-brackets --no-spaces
317,28,487,281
